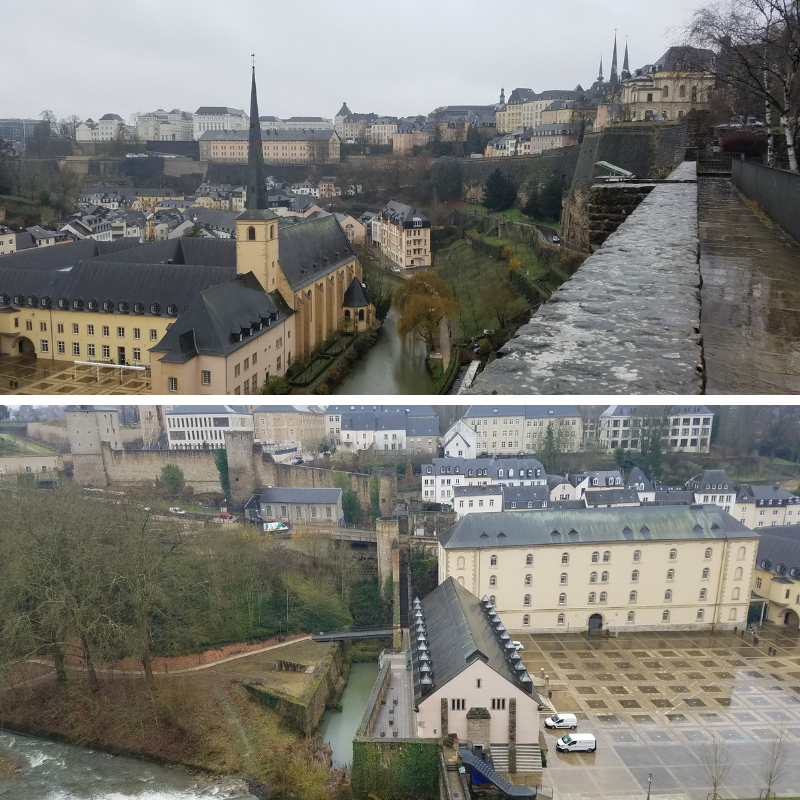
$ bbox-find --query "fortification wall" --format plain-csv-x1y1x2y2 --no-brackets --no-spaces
100,445,223,492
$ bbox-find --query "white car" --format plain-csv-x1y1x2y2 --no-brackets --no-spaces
512,641,524,651
391,267,401,273
169,507,186,515
544,713,577,729
557,733,596,753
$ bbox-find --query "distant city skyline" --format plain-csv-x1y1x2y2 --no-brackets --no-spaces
4,0,705,122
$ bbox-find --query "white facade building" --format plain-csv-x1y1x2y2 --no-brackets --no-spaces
165,405,253,450
193,107,248,140
136,109,194,141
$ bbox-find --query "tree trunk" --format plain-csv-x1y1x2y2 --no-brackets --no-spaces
51,645,67,684
782,111,799,172
79,631,100,693
141,646,154,686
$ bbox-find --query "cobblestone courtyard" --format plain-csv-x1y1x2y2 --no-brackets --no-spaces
514,625,800,800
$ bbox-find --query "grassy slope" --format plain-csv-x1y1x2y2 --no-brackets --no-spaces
0,433,58,456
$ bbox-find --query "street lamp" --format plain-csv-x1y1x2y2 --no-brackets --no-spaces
646,773,652,800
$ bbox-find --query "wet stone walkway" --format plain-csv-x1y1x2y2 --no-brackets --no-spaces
700,178,800,394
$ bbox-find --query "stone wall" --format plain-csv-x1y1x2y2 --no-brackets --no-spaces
409,511,458,537
586,184,656,252
471,162,703,395
376,518,400,591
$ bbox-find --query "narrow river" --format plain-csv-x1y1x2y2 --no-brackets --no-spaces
0,730,256,800
316,662,380,767
334,309,433,395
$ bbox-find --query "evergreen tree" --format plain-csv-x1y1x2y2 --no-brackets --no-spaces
539,173,564,221
483,168,516,211
214,448,231,503
342,490,361,524
522,185,542,220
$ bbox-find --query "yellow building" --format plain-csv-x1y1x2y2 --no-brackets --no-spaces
0,226,16,257
378,200,431,270
438,505,758,632
751,529,800,628
199,129,341,165
251,404,326,452
129,192,185,213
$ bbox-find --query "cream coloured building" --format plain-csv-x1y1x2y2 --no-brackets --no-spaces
378,201,431,269
0,452,60,478
165,405,254,450
251,404,326,452
438,506,758,633
0,226,16,257
752,529,800,628
199,129,341,165
598,405,713,454
460,405,583,455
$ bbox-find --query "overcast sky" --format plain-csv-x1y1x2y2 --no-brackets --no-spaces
4,0,705,122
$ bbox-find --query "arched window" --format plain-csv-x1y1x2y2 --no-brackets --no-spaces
557,613,565,624
737,546,746,561
629,590,637,603
599,592,607,603
270,224,275,239
523,594,531,606
359,309,365,321
662,85,670,99
664,589,672,601
679,85,686,98
731,587,740,601
603,551,611,563
591,551,599,563
458,576,465,586
705,548,712,560
699,588,707,600
627,611,635,623
523,614,530,625
489,575,497,586
729,608,737,620
667,569,675,581
697,608,705,620
561,552,569,565
247,226,256,241
633,550,641,562
457,556,465,569
662,610,670,621
669,548,677,561
601,571,609,583
734,566,743,580
702,568,710,579
631,570,639,582
344,309,351,318
490,595,496,604
588,592,596,603
590,572,597,583
558,593,566,605
560,573,568,585
525,574,532,585
490,555,497,567
691,86,698,103
526,553,533,566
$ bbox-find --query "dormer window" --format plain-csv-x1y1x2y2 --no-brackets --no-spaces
134,302,144,314
58,297,69,309
118,301,129,313
167,304,178,315
72,298,83,310
103,299,113,312
87,299,98,311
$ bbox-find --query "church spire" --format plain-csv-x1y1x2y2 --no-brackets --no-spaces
610,30,619,85
246,63,267,211
598,54,604,82
622,39,630,78
500,86,505,105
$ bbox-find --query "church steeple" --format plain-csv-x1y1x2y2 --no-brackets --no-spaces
622,39,630,79
610,31,619,85
500,86,505,105
246,64,267,211
598,54,604,82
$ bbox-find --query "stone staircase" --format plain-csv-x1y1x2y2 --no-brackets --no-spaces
489,743,543,775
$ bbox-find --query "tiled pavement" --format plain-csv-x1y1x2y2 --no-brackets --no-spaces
368,632,415,740
0,356,151,395
514,625,800,800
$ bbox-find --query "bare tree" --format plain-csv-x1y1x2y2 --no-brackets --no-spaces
684,0,800,171
699,732,734,799
760,722,790,797
57,115,82,141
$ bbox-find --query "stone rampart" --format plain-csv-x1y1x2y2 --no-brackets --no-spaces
471,161,703,395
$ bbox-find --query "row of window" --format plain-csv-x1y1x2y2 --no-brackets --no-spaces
20,319,160,340
41,341,143,360
548,608,724,625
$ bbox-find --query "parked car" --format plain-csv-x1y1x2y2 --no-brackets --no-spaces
552,235,561,244
169,507,186,515
391,266,401,273
218,512,233,520
545,713,577,730
249,516,264,525
512,640,524,651
556,733,596,752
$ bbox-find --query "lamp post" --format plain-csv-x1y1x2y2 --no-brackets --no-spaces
646,773,652,800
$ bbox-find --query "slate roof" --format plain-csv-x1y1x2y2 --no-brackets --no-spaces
380,200,430,229
503,485,551,508
736,486,800,505
756,531,800,578
336,103,352,117
626,467,654,493
259,487,341,504
584,488,641,506
342,276,370,308
601,405,712,417
195,106,246,116
464,405,581,419
168,405,247,415
438,506,757,550
407,416,440,436
0,238,141,271
454,485,504,497
100,113,123,121
654,46,716,72
654,490,694,505
429,456,545,480
686,470,733,492
507,88,536,104
150,272,293,363
571,470,623,488
413,578,540,704
0,262,233,319
200,129,337,142
277,213,356,292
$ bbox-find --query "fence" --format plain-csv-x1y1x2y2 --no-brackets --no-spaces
732,159,800,245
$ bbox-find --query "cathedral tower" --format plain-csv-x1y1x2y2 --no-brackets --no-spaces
610,32,619,87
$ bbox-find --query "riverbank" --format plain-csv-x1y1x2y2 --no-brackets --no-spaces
0,639,347,800
0,753,21,778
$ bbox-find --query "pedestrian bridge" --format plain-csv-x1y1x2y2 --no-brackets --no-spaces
311,626,394,642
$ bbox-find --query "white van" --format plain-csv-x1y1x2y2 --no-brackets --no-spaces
544,713,577,729
556,733,596,753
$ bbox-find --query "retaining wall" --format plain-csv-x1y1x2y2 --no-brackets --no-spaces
732,159,800,245
470,162,703,395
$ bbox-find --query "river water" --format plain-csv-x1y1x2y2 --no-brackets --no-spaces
0,730,256,800
334,309,433,395
316,662,380,767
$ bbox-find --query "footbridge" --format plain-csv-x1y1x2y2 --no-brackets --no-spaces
310,626,394,642
459,748,537,798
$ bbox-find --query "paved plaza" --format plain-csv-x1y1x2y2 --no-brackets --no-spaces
514,625,800,800
0,355,151,395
